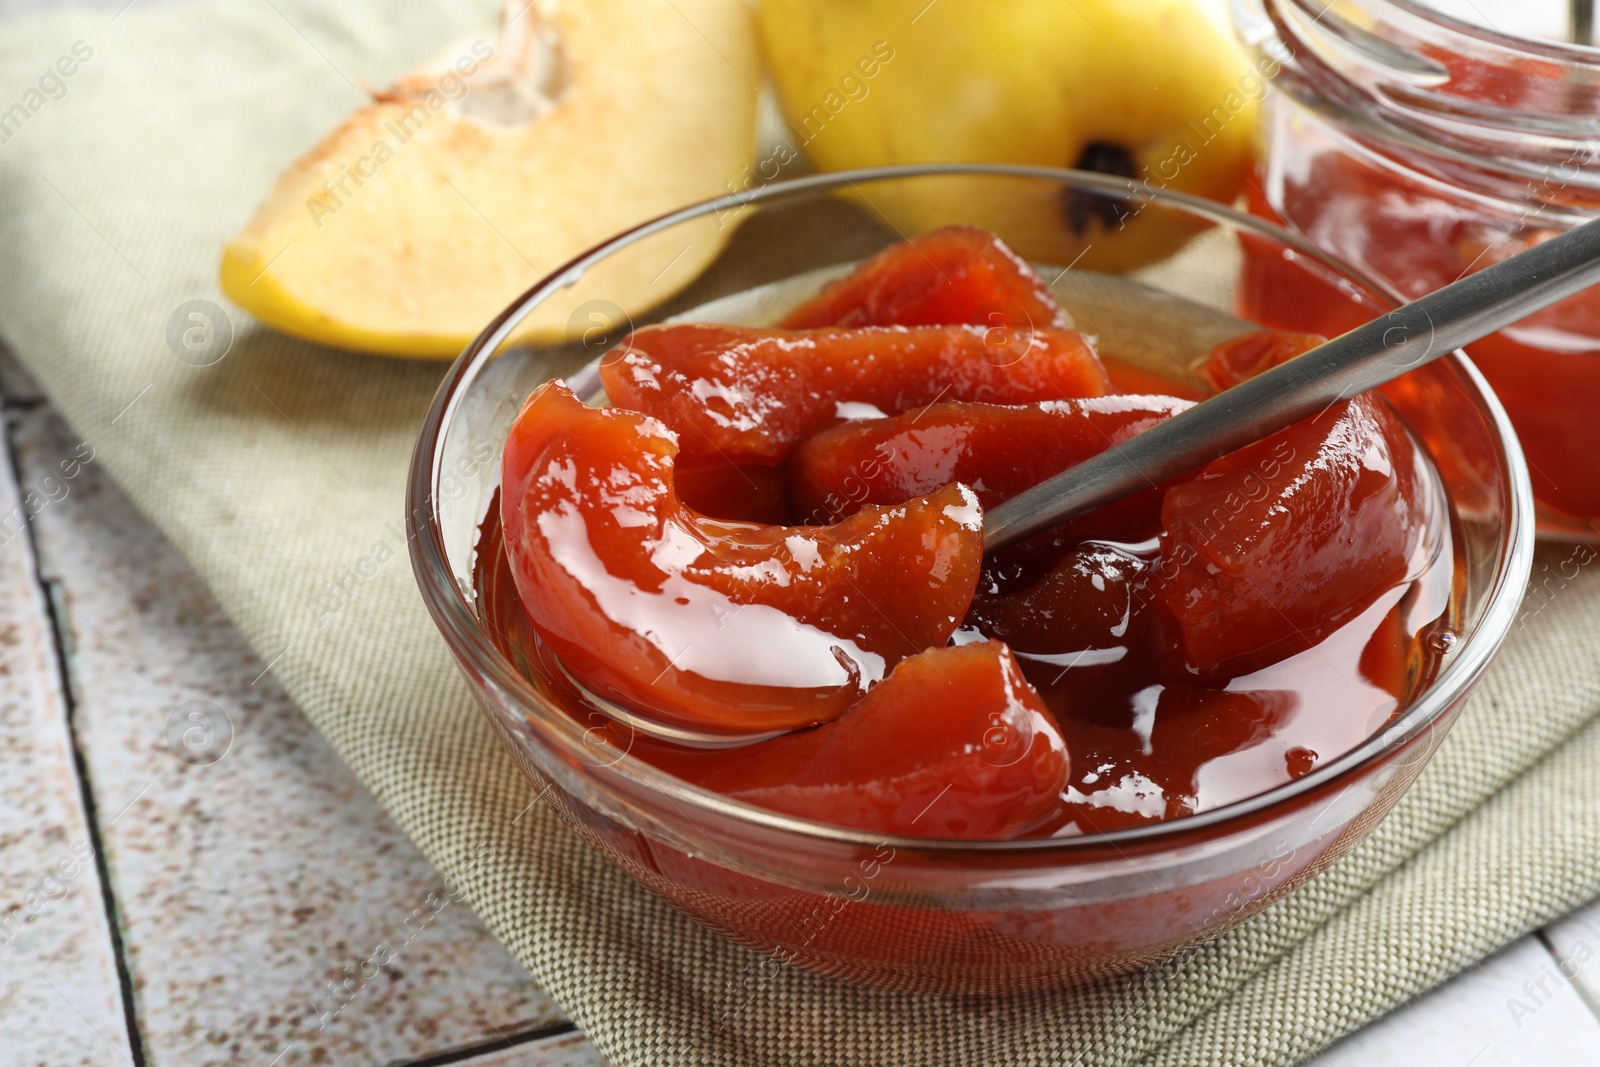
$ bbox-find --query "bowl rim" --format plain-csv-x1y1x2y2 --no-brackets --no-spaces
407,162,1536,856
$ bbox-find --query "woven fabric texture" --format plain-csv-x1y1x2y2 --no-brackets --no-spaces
0,3,1596,1065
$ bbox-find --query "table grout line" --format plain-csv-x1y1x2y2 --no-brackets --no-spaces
2,397,149,1067
391,1020,581,1067
1536,925,1600,1024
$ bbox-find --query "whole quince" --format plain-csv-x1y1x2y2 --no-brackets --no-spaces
758,0,1265,272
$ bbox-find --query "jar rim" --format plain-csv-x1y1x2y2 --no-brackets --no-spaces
1238,0,1600,197
1383,0,1600,63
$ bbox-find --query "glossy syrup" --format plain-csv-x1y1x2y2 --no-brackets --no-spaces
471,357,1462,838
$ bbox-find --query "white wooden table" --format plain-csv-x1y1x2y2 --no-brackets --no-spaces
1,342,1598,1067
0,345,607,1065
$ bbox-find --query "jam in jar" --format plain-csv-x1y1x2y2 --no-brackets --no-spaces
1237,0,1600,537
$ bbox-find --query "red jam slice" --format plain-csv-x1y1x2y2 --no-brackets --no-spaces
682,641,1070,839
779,224,1073,332
599,322,1110,468
789,394,1192,524
1201,329,1324,391
501,381,985,735
1153,333,1425,679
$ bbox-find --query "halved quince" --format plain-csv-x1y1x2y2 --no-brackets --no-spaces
221,0,759,357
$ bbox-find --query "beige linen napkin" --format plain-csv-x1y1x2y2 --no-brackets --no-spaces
1,3,1596,1064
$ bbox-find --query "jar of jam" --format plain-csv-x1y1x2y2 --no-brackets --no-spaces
1235,0,1600,537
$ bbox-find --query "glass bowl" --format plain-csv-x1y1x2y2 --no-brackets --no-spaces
408,164,1534,994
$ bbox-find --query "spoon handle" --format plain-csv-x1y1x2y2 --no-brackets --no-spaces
983,212,1600,553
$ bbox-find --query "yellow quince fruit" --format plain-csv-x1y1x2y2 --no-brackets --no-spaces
758,0,1264,272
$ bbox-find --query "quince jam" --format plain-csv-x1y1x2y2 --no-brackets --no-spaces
481,226,1457,842
1244,152,1600,533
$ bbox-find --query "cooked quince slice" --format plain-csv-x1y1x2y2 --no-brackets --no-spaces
600,322,1110,467
501,381,985,736
220,0,759,358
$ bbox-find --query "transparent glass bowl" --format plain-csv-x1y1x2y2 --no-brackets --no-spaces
408,165,1533,994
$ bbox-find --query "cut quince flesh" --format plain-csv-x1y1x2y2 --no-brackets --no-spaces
221,0,759,358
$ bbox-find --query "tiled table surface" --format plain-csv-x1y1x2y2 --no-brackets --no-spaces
2,343,1598,1067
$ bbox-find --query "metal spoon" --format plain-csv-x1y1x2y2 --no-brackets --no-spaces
983,212,1600,553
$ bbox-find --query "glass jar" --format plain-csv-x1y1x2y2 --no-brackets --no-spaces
1235,0,1600,538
